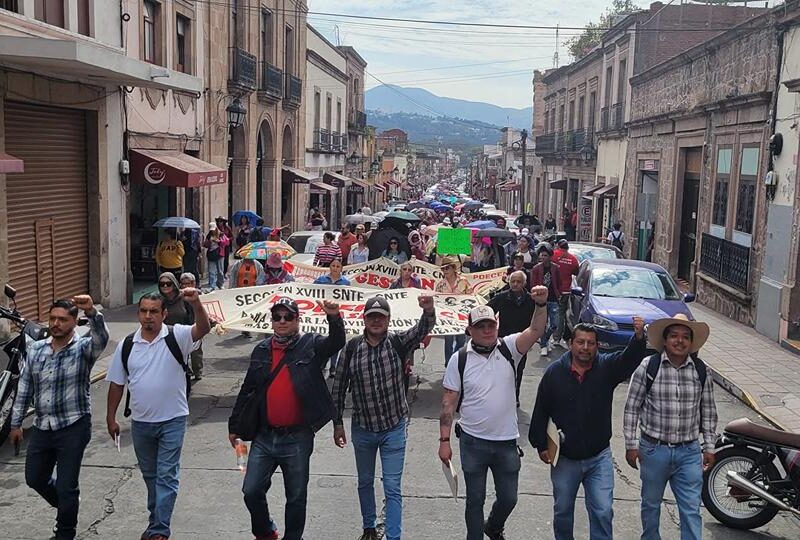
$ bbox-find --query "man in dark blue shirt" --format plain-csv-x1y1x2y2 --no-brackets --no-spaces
530,318,646,540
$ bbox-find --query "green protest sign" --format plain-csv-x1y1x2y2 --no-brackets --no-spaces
437,228,472,256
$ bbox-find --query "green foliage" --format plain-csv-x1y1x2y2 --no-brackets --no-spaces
565,0,641,60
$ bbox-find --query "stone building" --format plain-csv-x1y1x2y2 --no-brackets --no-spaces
339,45,370,215
624,8,780,326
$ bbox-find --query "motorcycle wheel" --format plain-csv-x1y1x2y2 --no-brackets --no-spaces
702,446,781,530
0,383,18,447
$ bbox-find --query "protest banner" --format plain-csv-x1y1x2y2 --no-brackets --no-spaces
436,228,472,256
286,257,506,295
201,283,485,336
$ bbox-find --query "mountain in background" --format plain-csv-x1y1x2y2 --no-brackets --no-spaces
367,110,502,152
366,85,532,129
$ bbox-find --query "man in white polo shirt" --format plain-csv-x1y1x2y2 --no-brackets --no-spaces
438,286,548,540
105,290,211,540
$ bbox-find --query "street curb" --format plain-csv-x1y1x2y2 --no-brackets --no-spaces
708,366,788,431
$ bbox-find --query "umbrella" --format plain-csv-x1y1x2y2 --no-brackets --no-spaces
345,214,381,225
465,220,497,230
236,240,295,260
463,201,483,211
152,217,201,229
367,228,412,260
373,211,389,220
232,210,262,226
406,201,427,210
434,205,453,213
384,211,421,222
475,228,515,240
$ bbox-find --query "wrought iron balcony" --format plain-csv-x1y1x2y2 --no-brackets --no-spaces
284,74,302,109
258,61,283,102
600,107,610,132
535,134,556,154
313,128,331,151
348,110,367,132
611,102,625,130
699,233,750,291
228,47,257,92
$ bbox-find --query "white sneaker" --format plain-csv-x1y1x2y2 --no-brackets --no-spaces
540,346,548,357
558,339,569,349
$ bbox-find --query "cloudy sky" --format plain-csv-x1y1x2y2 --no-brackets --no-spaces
307,0,630,110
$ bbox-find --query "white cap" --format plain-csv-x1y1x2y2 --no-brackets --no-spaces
443,217,451,225
468,305,497,326
208,222,217,231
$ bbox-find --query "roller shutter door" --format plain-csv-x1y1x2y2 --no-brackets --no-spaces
5,101,89,321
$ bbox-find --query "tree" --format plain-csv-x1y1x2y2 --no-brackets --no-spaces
565,0,641,60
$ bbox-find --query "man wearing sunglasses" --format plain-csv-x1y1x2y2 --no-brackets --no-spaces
229,297,345,540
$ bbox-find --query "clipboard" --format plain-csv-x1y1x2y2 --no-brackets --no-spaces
442,460,458,499
547,419,562,467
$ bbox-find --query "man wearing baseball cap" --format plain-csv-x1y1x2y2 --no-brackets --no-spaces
439,286,549,540
332,293,436,540
229,296,345,540
623,314,717,539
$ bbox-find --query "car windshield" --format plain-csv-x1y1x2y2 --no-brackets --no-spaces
590,267,682,300
572,246,618,262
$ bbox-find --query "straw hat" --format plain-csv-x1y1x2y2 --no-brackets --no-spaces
647,313,710,353
440,256,461,269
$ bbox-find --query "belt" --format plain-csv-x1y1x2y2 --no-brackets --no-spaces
641,433,697,448
266,424,307,435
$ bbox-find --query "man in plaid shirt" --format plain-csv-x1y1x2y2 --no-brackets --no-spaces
623,314,718,539
332,295,435,540
9,295,108,540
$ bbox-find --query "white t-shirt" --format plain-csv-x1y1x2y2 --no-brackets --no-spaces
443,335,524,441
106,324,195,423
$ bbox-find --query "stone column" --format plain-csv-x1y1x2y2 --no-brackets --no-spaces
230,157,250,215
261,159,279,226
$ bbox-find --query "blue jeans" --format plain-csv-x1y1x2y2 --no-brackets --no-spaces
459,431,521,540
539,301,560,348
207,258,222,290
242,426,314,540
352,418,407,540
130,415,188,538
443,334,466,367
25,414,91,540
551,445,614,540
639,439,703,540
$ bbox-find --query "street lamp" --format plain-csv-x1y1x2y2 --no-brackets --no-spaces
580,143,595,165
226,98,247,129
507,166,516,179
347,151,361,164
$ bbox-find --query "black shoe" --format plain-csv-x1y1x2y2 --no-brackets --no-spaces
484,521,506,540
358,528,378,540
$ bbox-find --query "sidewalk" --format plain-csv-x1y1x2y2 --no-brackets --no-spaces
691,302,800,433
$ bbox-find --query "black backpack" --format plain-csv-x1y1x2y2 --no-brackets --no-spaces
610,230,624,250
644,353,707,394
456,339,515,412
121,326,191,418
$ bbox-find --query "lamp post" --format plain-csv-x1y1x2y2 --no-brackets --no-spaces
511,129,528,214
226,98,247,129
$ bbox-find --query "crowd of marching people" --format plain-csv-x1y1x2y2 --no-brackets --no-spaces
9,185,718,540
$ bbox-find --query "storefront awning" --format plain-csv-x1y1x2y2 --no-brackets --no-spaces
549,179,567,190
373,183,387,192
282,165,316,183
323,171,351,188
350,177,369,188
310,180,338,194
0,152,24,173
129,150,226,188
583,184,606,195
494,181,507,189
500,183,521,191
387,179,400,186
594,184,618,198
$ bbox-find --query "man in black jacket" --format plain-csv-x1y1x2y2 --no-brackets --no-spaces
228,297,345,540
488,270,536,407
530,318,645,540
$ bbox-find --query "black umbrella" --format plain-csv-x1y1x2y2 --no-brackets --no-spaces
367,229,411,260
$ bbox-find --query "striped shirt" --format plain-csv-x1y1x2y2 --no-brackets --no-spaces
333,310,436,432
11,312,109,430
623,352,718,452
313,243,342,267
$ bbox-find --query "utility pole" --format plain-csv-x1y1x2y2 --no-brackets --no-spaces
521,129,528,215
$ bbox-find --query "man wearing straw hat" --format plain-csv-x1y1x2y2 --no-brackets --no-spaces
623,313,718,540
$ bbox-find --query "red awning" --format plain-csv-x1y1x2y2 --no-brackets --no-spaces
500,183,521,191
0,152,24,173
373,183,387,192
130,150,226,188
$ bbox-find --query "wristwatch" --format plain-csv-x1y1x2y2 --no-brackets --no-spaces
535,302,547,308
438,437,450,443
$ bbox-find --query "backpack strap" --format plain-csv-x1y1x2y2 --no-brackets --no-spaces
456,345,469,413
692,355,708,389
121,333,135,418
645,353,707,394
497,339,517,376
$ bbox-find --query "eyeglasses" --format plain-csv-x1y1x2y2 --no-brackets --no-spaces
159,282,174,288
389,241,398,245
271,313,297,322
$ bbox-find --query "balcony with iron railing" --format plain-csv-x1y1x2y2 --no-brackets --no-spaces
348,110,367,133
283,73,302,109
611,102,625,130
313,128,331,151
699,233,751,291
600,107,610,132
228,47,257,93
535,133,556,154
258,61,283,103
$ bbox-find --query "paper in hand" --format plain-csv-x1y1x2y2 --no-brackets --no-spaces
114,433,121,453
547,419,562,467
442,460,458,499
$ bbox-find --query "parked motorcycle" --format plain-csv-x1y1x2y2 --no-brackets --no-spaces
702,417,800,529
0,284,48,446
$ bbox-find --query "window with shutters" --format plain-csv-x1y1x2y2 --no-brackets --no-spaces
143,0,160,64
713,147,732,227
176,15,189,73
735,146,759,234
1,0,19,13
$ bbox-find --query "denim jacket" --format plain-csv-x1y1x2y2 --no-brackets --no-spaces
228,315,346,434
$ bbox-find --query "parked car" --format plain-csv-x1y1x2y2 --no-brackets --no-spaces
568,259,695,350
569,242,623,262
286,231,330,265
